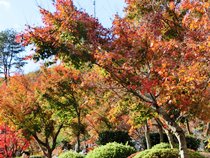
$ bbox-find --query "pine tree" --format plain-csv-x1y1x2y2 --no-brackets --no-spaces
0,29,26,82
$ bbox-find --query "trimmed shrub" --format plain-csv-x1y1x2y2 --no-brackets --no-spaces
86,142,136,158
58,150,84,158
132,150,151,158
97,131,133,146
152,143,171,149
136,148,179,158
133,144,204,158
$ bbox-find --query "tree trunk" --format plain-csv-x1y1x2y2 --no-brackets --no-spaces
165,129,176,148
155,118,175,147
175,130,188,158
145,121,152,149
32,134,53,158
205,122,210,137
72,97,81,152
185,119,192,135
155,119,164,143
46,149,52,158
40,145,53,158
155,105,188,158
75,134,81,152
75,110,81,152
41,143,53,158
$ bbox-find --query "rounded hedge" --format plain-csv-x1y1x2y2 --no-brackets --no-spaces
134,148,178,158
58,150,85,158
134,149,205,158
132,149,150,158
86,142,136,158
151,143,171,149
133,143,204,158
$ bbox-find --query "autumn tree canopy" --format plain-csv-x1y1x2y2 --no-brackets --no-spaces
0,125,29,158
0,72,65,158
17,0,210,157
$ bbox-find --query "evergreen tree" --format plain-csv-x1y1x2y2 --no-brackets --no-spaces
0,29,26,82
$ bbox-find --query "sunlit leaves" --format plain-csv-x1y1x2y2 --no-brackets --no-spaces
22,0,109,68
0,125,30,157
20,0,210,142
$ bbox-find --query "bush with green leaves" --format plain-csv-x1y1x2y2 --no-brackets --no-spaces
151,143,171,149
58,150,84,158
132,149,150,158
97,130,133,146
86,142,136,158
134,148,178,158
133,143,204,158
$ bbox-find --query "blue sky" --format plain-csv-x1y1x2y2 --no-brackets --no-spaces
0,0,125,73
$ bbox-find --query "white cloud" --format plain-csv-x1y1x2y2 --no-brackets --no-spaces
0,0,10,9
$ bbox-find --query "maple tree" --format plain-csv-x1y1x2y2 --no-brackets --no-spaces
0,74,64,158
0,124,29,158
79,66,135,143
37,65,87,152
37,65,126,151
19,0,109,68
21,0,210,157
104,1,209,157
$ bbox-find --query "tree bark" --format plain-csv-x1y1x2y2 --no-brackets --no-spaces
165,129,176,148
75,134,81,152
155,119,164,143
175,130,188,158
145,121,152,149
75,109,81,152
32,123,63,158
72,94,81,152
155,105,188,158
46,147,52,158
185,119,192,135
155,118,176,148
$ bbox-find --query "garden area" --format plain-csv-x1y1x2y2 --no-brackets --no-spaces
0,0,209,158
